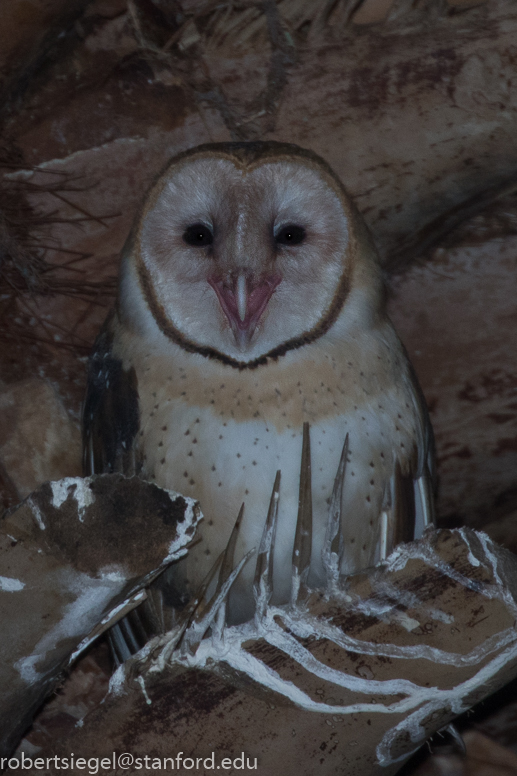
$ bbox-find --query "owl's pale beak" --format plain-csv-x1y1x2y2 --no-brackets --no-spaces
208,271,281,348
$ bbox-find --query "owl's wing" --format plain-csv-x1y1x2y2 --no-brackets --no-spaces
409,358,436,534
82,315,181,661
82,312,141,477
384,360,436,558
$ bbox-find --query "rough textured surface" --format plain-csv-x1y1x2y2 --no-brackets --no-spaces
0,0,90,112
0,378,81,509
0,474,200,759
388,235,517,531
12,527,517,776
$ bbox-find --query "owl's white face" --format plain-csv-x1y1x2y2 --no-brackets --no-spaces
131,153,354,365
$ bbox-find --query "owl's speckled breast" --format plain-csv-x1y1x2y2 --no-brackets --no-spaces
118,329,421,622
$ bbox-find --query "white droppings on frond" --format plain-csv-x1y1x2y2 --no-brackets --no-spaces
50,478,96,522
0,576,25,592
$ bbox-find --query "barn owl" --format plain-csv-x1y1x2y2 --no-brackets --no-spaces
83,141,435,628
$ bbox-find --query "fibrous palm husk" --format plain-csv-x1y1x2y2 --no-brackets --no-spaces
0,474,200,759
3,447,517,774
10,526,517,776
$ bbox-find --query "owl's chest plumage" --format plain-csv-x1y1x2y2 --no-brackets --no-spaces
120,330,421,622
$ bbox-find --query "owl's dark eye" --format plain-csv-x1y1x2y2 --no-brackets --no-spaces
183,223,213,247
275,224,306,246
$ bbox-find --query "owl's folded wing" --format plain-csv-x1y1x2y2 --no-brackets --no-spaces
82,312,142,477
392,360,436,551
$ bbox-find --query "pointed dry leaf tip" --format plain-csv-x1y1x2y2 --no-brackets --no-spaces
217,503,244,596
379,509,390,563
254,470,281,622
291,422,313,606
416,465,436,529
440,724,467,756
323,433,349,590
379,476,393,563
213,503,244,639
189,551,225,626
146,610,193,666
184,549,254,654
149,549,226,663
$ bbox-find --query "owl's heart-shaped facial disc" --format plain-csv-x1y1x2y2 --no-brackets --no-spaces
131,144,368,366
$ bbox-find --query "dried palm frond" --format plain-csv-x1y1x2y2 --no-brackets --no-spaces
0,153,117,359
